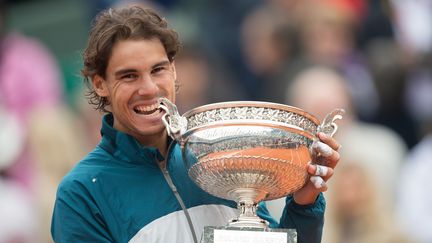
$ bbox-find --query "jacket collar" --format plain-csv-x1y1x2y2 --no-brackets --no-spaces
98,113,169,166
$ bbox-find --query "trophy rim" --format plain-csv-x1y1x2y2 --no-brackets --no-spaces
182,100,321,125
181,121,317,142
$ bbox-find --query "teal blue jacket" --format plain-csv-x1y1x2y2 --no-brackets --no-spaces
51,114,325,242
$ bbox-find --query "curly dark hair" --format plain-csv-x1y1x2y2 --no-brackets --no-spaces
82,6,180,112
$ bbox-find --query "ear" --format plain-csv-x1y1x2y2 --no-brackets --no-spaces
92,75,109,97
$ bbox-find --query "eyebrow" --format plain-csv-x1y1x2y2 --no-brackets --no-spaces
153,60,171,68
114,60,171,77
114,68,137,77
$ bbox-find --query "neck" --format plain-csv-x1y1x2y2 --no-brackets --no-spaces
108,114,169,156
135,132,168,157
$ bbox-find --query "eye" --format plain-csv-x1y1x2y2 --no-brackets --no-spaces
151,66,167,74
121,73,138,81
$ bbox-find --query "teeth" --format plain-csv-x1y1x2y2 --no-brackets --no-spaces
134,103,159,113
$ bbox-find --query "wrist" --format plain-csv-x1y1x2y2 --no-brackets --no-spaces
293,191,320,205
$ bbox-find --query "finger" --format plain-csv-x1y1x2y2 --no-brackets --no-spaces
312,142,340,168
318,132,341,151
310,176,328,191
313,141,333,157
321,150,340,169
308,164,334,179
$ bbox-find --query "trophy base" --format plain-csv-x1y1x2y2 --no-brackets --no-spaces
201,226,297,243
228,215,268,228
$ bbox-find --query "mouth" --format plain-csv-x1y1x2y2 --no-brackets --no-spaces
133,103,160,115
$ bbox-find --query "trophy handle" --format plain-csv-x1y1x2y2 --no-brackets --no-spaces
158,98,187,141
317,109,345,138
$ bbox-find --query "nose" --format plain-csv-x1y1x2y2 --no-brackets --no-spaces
137,75,158,96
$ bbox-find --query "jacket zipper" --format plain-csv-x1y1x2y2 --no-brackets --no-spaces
157,141,199,243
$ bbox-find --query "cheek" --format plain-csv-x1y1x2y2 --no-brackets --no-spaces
111,83,132,106
157,75,176,97
169,81,177,102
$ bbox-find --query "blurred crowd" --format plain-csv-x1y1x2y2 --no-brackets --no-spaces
0,0,431,242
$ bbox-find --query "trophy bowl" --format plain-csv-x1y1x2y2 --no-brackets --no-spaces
159,98,344,228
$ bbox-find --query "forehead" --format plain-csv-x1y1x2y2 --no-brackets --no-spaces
107,38,168,70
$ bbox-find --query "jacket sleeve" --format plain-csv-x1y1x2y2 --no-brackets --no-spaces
258,193,325,243
51,179,113,243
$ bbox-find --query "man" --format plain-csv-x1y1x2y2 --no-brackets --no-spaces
51,6,341,243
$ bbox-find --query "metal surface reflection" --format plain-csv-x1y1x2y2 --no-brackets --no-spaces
159,98,344,228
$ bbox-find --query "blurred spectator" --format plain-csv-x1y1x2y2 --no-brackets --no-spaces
291,1,380,121
175,44,211,113
0,1,64,190
27,105,87,243
175,42,247,112
239,3,299,103
324,163,410,243
365,39,418,148
0,178,38,243
74,94,104,151
404,55,432,130
189,0,261,100
396,121,432,243
0,107,37,243
390,0,432,59
0,106,23,173
264,65,408,242
286,66,407,205
384,0,432,147
1,1,80,242
357,0,394,50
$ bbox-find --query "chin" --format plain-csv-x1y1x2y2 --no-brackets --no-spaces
137,124,166,136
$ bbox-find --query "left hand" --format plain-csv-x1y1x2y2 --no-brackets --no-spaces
293,132,341,205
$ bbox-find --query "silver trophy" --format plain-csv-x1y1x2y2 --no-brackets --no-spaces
159,98,344,230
